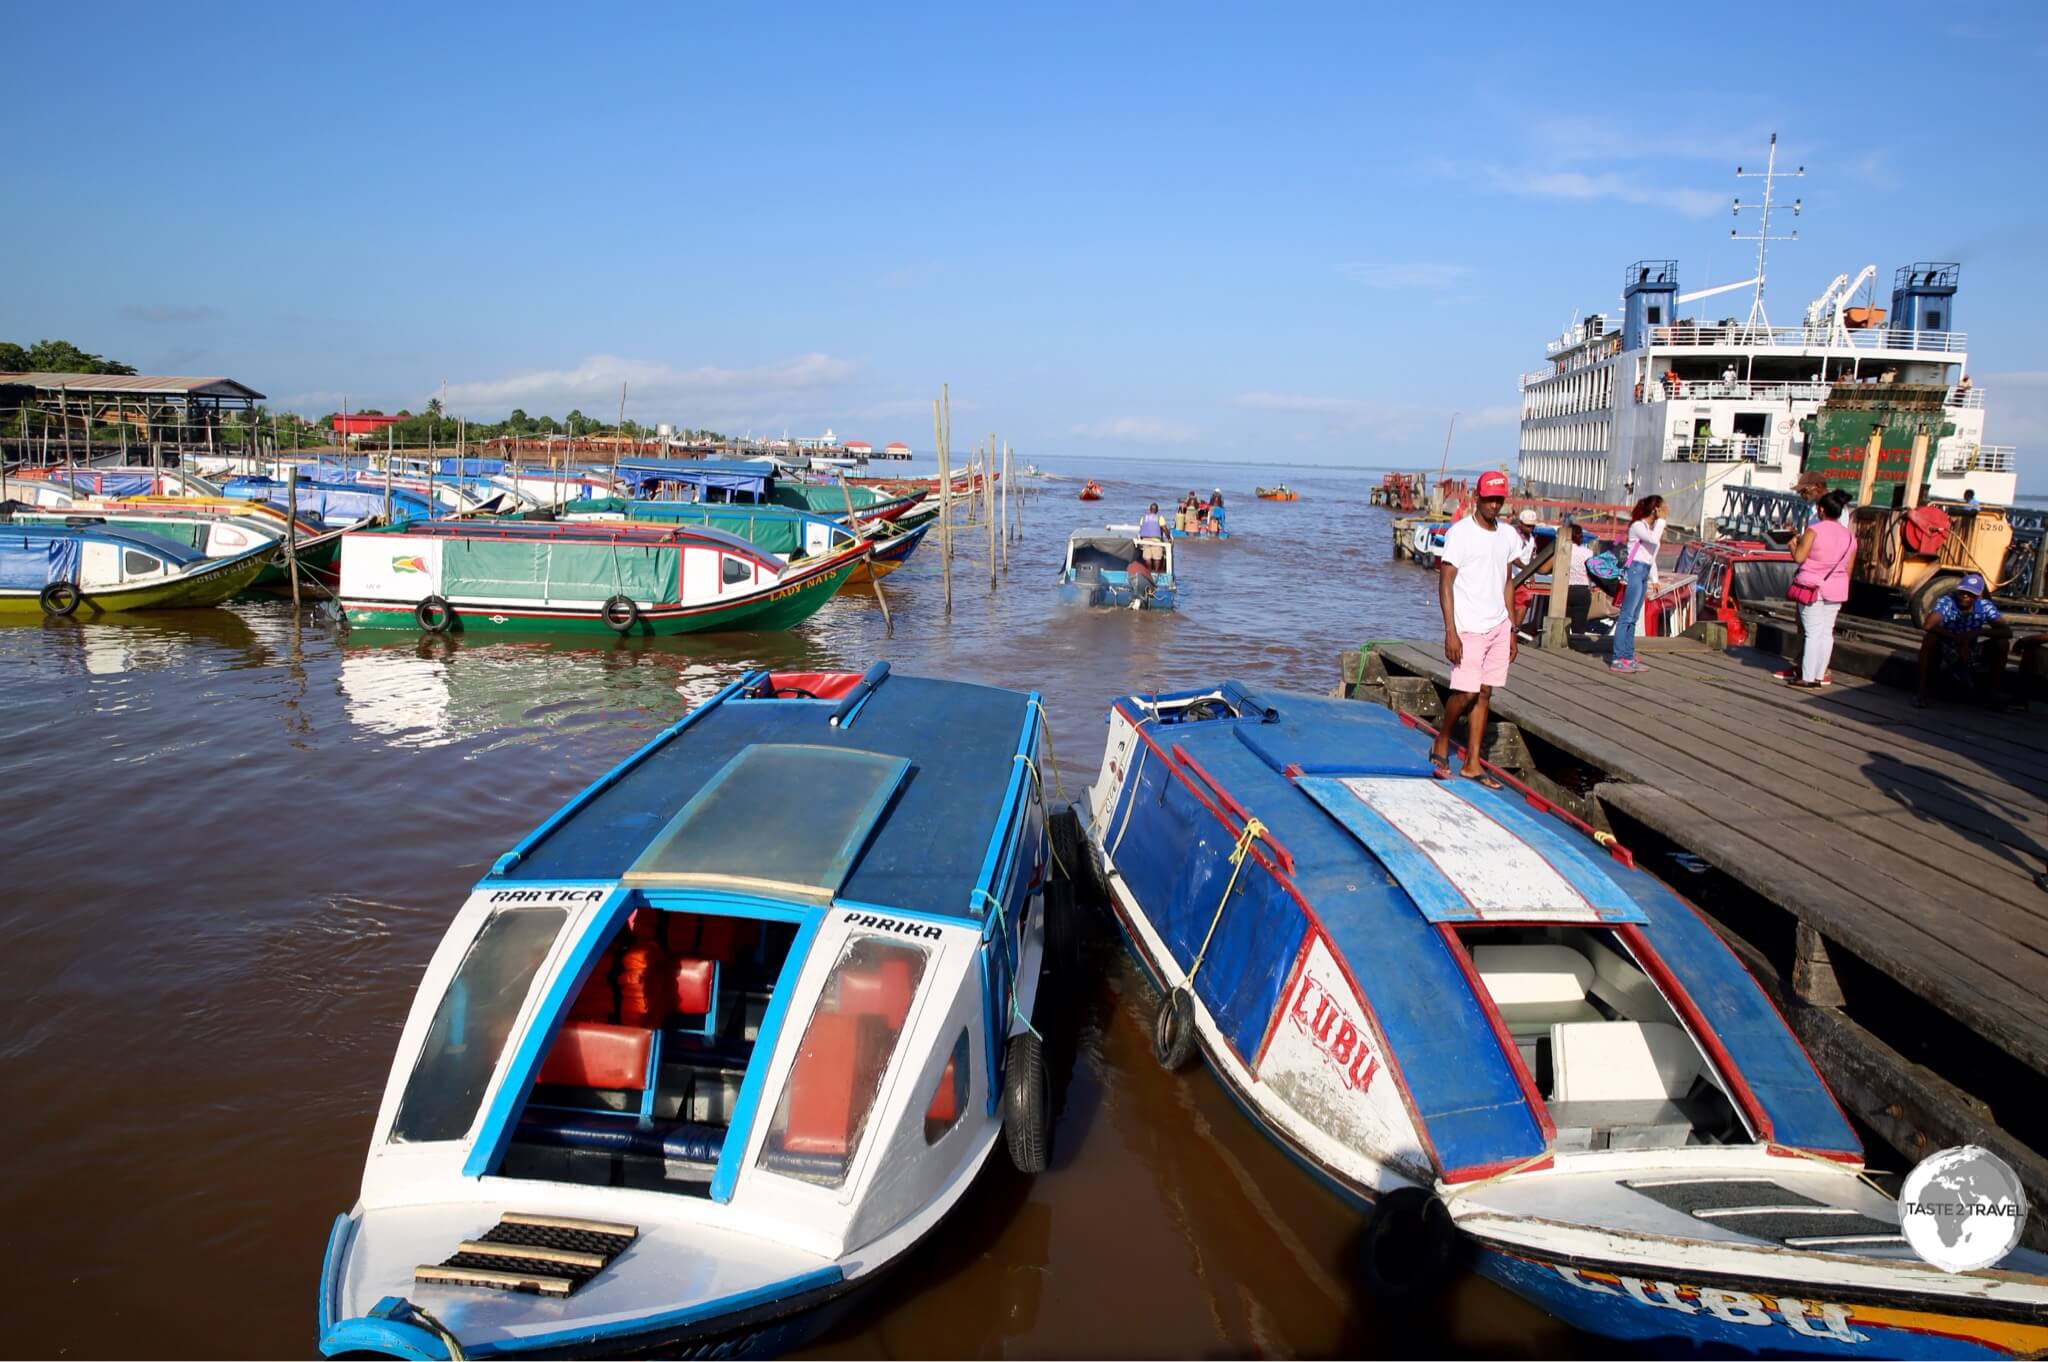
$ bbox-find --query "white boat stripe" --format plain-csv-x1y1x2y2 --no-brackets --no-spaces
1784,1235,1908,1247
1337,777,1590,919
1695,1205,1867,1219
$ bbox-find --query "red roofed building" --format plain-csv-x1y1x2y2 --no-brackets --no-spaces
882,441,911,460
333,413,403,441
844,440,873,457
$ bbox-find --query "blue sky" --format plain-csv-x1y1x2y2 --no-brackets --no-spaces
10,2,2048,479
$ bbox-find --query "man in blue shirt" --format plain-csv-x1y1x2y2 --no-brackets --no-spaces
1915,571,2013,707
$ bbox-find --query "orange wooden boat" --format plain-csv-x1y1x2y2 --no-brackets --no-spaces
1078,480,1104,501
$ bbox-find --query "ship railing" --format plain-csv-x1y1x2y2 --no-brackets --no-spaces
1519,370,1552,390
1936,442,2016,474
1652,380,1833,403
1648,323,1967,353
1944,386,1987,409
1666,435,1781,467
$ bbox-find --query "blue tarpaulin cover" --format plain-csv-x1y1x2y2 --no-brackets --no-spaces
0,532,82,589
611,459,776,498
221,478,430,525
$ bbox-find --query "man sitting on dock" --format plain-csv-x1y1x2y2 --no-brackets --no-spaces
1429,470,1518,788
1916,572,2014,709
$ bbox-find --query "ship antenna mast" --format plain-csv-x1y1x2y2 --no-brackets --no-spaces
1731,133,1802,332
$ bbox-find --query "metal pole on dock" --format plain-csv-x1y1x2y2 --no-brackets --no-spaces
285,465,302,609
1543,517,1572,649
934,396,951,612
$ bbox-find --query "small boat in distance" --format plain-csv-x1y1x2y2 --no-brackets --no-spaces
1256,485,1299,501
338,519,868,635
1059,531,1176,610
1079,682,2048,1355
318,665,1074,1359
1077,480,1104,501
0,522,273,617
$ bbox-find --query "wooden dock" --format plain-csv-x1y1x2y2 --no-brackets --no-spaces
1349,636,2048,1232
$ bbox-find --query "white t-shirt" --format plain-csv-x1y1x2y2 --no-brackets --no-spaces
1568,542,1593,586
1440,515,1518,635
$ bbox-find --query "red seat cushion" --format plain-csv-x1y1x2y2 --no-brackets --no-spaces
926,1055,959,1124
783,1012,859,1155
538,1021,653,1091
671,958,715,1016
839,959,914,1029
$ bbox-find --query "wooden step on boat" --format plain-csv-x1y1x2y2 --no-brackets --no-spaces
338,519,869,636
318,664,1074,1359
0,523,273,617
1079,681,2048,1356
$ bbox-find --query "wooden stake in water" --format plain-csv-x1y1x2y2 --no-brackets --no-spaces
840,475,893,636
986,435,997,592
1001,442,1011,566
285,465,302,609
935,396,952,612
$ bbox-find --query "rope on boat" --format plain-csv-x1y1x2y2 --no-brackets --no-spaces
971,886,1041,1042
1765,1140,1899,1200
1109,742,1149,858
1184,818,1268,988
1438,1148,1554,1201
1025,699,1070,803
1015,753,1067,880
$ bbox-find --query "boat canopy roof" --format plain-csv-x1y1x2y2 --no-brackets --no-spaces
0,521,209,563
495,672,1035,921
376,516,782,563
1114,682,1859,1174
610,458,777,496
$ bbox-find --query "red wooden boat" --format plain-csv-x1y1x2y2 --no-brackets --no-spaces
1078,480,1104,501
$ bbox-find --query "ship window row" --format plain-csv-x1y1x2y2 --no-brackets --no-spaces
1523,366,1615,419
1519,419,1610,454
1515,454,1606,499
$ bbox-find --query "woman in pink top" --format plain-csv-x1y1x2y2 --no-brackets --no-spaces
1609,496,1666,672
1787,489,1856,687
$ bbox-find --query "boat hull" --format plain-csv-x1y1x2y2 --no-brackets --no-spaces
341,557,856,634
0,546,272,616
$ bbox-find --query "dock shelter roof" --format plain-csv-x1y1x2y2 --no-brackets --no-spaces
0,373,266,402
610,458,776,497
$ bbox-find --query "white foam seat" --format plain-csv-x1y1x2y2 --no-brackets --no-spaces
1472,944,1602,1037
1550,1021,1701,1103
1582,938,1665,1019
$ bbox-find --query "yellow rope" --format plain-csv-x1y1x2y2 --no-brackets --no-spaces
1439,1148,1555,1201
1185,818,1268,987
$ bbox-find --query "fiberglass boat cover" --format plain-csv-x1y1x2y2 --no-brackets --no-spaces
1106,685,1858,1174
502,673,1032,922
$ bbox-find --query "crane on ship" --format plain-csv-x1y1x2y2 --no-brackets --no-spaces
1802,265,1879,345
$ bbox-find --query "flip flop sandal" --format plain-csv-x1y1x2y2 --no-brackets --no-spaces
1429,751,1454,780
1463,770,1505,790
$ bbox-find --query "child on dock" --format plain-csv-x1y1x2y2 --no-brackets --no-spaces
1429,470,1518,788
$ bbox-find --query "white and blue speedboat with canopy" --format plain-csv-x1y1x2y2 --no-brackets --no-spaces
1081,682,2048,1357
319,664,1072,1359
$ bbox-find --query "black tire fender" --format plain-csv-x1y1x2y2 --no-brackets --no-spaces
1152,986,1195,1071
1358,1186,1460,1300
415,595,456,634
601,593,640,633
1002,1031,1049,1174
39,581,81,617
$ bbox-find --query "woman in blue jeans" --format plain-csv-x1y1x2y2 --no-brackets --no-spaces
1610,495,1666,673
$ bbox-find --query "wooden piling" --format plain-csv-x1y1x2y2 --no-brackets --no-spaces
987,435,998,591
285,465,302,609
1001,442,1012,565
1855,423,1884,508
840,475,892,636
1543,517,1572,648
934,395,952,612
1902,426,1931,510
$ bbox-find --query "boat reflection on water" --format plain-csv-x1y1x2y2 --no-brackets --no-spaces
336,628,851,750
4,603,272,680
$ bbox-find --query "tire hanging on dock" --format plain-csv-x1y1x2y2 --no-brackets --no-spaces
1357,1186,1460,1301
38,581,81,617
1152,987,1195,1070
1002,1031,1049,1173
415,595,457,634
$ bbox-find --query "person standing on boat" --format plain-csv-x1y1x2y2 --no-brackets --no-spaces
1609,495,1666,674
1429,470,1517,788
1207,490,1226,536
1786,489,1855,689
1137,503,1166,569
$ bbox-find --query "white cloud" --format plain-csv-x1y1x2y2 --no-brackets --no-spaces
1070,417,1198,445
1450,162,1726,218
1337,262,1472,289
1236,391,1515,444
122,303,219,323
1238,391,1373,416
440,352,856,417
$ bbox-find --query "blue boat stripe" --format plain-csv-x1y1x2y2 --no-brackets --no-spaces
1450,782,1646,924
491,675,751,876
318,1212,354,1333
1295,776,1472,919
711,909,826,1202
461,887,637,1178
463,1265,847,1356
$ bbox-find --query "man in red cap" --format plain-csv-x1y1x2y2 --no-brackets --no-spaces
1429,469,1517,787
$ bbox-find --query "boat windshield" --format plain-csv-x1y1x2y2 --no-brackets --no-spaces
1732,558,1796,602
1459,925,1754,1152
624,744,909,901
389,906,568,1144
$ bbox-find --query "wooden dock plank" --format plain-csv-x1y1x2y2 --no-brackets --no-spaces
1375,640,2048,1076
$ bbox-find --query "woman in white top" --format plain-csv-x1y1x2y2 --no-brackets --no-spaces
1609,495,1666,672
1564,523,1596,633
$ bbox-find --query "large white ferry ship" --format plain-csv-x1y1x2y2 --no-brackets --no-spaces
1516,136,2018,527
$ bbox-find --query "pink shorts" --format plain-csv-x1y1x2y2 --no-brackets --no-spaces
1449,618,1513,692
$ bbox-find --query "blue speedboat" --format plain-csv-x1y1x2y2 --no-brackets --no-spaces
319,664,1071,1358
1079,682,2048,1356
1059,531,1176,610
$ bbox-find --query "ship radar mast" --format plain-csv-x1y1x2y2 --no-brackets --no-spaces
1731,133,1803,330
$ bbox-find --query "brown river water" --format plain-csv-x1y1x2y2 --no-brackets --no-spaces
0,456,1589,1358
